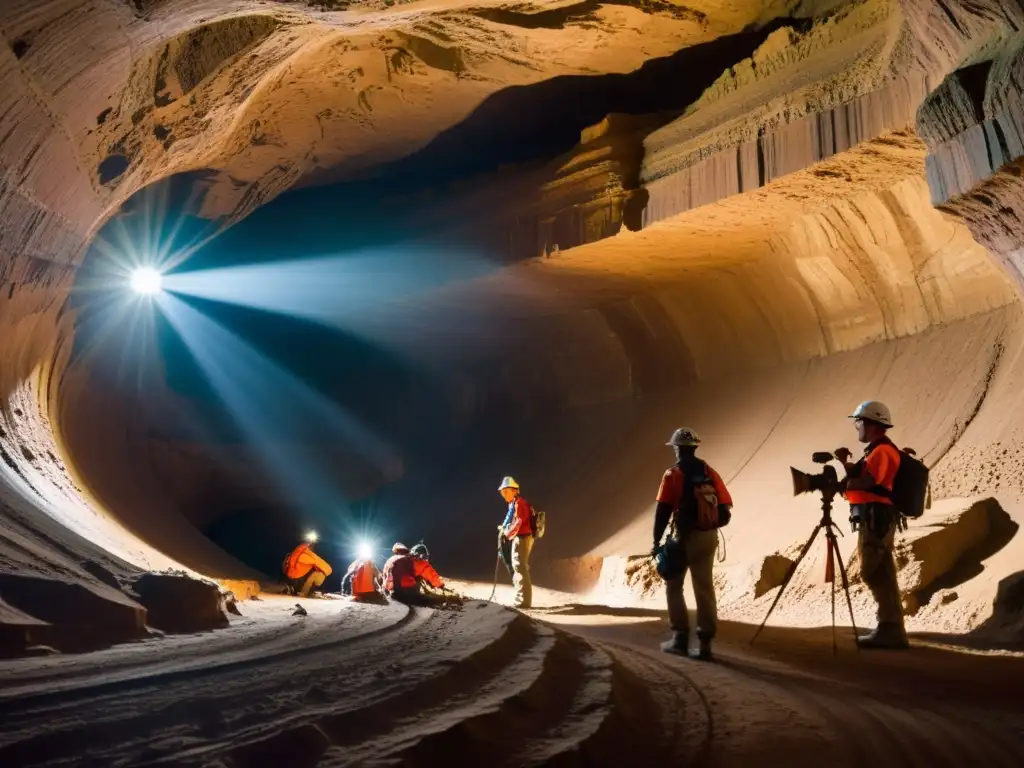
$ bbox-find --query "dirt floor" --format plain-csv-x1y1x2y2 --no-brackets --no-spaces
2,587,1022,767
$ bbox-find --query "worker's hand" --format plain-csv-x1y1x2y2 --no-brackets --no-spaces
834,447,852,464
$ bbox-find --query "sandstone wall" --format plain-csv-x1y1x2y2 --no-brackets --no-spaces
2,0,1024,646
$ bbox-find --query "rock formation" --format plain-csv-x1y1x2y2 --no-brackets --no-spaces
1,0,1024,653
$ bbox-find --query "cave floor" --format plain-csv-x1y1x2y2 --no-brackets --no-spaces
1,590,1022,767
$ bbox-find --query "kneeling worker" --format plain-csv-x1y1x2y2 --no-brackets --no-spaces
653,428,733,661
383,542,446,605
282,532,333,598
835,400,908,650
341,556,383,602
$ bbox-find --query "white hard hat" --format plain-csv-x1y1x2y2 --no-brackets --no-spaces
666,428,701,447
849,400,892,428
498,476,520,491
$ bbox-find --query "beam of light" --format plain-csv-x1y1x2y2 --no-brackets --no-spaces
130,267,163,295
159,249,505,356
156,292,403,517
305,530,320,543
357,539,374,560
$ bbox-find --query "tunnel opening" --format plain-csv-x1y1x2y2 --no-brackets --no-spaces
57,18,815,583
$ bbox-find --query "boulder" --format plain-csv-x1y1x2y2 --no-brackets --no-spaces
754,553,796,598
846,497,1005,612
128,572,230,634
0,573,147,654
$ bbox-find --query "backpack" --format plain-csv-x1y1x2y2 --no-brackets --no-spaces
890,449,930,518
532,508,546,539
679,462,726,531
869,441,930,518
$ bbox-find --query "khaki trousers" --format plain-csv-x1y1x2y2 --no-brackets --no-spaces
298,569,325,597
665,529,719,640
512,535,534,609
857,516,903,625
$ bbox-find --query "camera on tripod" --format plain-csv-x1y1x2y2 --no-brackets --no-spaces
790,451,843,499
752,450,861,651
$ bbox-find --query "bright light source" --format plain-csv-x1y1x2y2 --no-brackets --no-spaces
305,530,319,543
130,267,163,295
357,540,374,560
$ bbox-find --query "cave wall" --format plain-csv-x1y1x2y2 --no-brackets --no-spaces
2,0,1024,644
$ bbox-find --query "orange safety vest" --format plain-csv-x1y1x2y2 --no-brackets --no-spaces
351,561,377,595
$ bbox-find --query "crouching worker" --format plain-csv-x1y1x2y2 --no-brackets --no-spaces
653,428,733,661
341,557,384,604
282,534,333,598
383,543,454,607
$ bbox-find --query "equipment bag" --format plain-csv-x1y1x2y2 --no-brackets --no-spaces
655,538,685,580
890,450,930,518
693,480,720,530
685,462,722,531
532,508,546,539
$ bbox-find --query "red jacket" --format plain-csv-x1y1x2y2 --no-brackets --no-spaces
504,496,534,540
383,551,443,591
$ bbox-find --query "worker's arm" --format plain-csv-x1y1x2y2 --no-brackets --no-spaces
308,550,333,577
835,446,894,492
652,502,674,550
653,469,680,551
415,559,444,588
505,499,524,538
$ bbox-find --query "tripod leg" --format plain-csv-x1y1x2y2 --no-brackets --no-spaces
830,560,837,655
750,523,823,646
831,533,861,651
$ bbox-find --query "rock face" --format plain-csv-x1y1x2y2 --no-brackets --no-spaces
2,0,1024,650
128,571,231,634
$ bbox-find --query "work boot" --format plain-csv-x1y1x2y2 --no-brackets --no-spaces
858,622,909,650
690,638,713,662
660,632,689,657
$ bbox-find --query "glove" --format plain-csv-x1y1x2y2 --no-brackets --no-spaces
650,543,660,559
834,447,852,463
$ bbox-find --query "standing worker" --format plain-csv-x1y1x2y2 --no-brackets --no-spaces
652,429,733,661
498,476,535,610
835,400,909,650
282,532,333,598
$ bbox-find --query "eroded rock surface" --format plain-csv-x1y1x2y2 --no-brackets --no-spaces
1,0,1024,650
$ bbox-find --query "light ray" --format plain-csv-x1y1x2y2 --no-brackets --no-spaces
159,248,504,355
156,292,403,518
